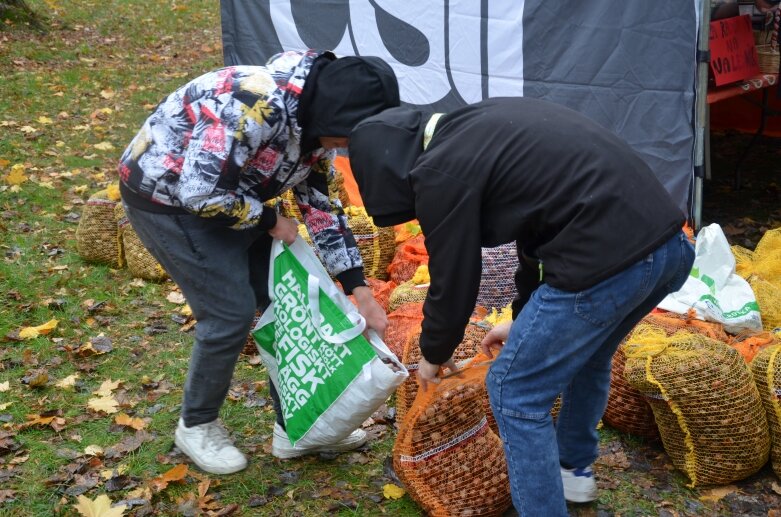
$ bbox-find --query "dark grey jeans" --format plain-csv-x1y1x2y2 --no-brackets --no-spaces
123,203,284,427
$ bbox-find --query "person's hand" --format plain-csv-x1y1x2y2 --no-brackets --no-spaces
353,286,388,339
268,214,298,245
480,321,512,359
417,356,459,392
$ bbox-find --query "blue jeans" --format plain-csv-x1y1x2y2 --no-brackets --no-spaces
486,231,694,516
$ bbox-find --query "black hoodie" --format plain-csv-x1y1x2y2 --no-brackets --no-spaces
349,97,685,364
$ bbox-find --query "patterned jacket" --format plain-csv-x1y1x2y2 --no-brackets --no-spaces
118,51,363,280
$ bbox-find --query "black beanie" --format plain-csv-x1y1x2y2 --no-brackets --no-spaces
301,56,400,143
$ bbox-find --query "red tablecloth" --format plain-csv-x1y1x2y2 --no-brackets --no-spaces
707,73,778,104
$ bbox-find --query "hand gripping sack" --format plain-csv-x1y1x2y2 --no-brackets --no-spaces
253,238,408,449
393,357,512,516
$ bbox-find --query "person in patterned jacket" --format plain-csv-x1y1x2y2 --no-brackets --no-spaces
118,50,399,474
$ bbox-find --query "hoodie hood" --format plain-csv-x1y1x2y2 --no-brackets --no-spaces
300,55,400,151
348,106,426,227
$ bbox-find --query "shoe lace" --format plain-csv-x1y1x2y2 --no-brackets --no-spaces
200,421,233,451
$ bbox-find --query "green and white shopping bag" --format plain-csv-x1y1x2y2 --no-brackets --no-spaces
253,237,408,449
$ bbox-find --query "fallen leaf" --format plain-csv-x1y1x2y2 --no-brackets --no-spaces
18,413,66,431
0,489,16,503
114,413,147,431
101,464,129,480
383,483,406,500
771,481,781,496
88,396,119,414
166,291,186,305
699,484,738,503
18,318,58,339
56,374,79,389
0,381,8,392
100,89,115,99
0,402,12,410
19,125,37,134
73,493,127,516
84,444,104,456
93,142,115,151
37,116,54,125
150,464,189,492
94,379,121,397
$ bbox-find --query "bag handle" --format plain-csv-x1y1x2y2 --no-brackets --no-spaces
307,274,366,344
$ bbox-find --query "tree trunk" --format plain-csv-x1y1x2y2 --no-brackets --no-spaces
0,0,46,30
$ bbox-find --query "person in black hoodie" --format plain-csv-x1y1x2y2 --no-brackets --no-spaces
348,98,695,516
118,50,399,474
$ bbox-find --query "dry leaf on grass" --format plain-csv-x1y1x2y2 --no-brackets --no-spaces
699,485,738,503
56,374,79,389
18,318,58,339
166,291,186,304
150,464,189,492
73,493,127,516
88,396,119,414
94,379,122,397
18,413,66,431
383,484,406,500
0,381,9,392
114,413,147,431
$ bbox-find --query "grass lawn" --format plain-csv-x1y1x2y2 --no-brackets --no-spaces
1,2,780,516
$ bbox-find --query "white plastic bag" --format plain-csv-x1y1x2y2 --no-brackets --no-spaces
658,223,762,333
253,237,408,449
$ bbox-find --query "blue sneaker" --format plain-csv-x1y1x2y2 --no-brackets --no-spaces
560,466,597,503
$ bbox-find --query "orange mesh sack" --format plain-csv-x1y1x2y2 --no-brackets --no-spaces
603,344,659,439
388,265,430,312
623,324,770,487
385,302,424,358
76,187,121,267
729,330,776,363
477,243,519,310
347,278,396,313
396,322,489,425
393,359,512,516
388,234,428,284
749,341,781,478
344,206,396,280
114,204,168,282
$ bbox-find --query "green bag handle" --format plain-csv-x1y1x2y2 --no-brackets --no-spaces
306,273,367,344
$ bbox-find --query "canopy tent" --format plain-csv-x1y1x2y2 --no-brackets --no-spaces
221,0,709,225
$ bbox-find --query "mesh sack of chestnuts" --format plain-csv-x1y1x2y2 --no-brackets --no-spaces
393,357,512,516
388,265,430,312
344,206,396,280
623,323,770,487
388,234,428,285
346,278,397,314
114,204,168,281
396,321,492,428
76,187,121,267
750,340,781,479
384,302,424,358
602,311,727,440
476,243,519,310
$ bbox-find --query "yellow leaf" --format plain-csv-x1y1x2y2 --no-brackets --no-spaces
37,116,53,125
699,485,739,503
74,494,127,517
93,142,115,151
56,374,79,389
115,413,147,430
100,89,115,99
100,464,128,480
0,158,10,168
166,291,186,304
150,464,189,492
382,484,406,500
84,444,104,456
126,486,152,501
0,381,9,392
93,379,121,396
0,402,12,410
88,396,119,414
18,318,59,339
5,164,27,186
20,125,37,133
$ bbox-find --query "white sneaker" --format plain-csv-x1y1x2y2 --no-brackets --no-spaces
174,419,248,474
271,423,367,459
560,465,598,503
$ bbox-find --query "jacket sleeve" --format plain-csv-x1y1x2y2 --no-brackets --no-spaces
294,154,366,292
175,94,277,230
414,166,483,364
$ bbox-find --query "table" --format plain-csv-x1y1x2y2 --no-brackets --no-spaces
705,72,779,188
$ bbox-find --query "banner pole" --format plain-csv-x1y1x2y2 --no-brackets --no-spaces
693,0,711,230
